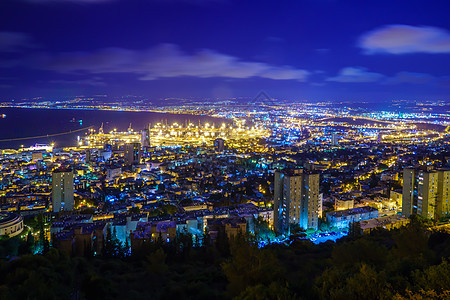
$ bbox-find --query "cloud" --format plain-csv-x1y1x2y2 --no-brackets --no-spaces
0,32,36,53
439,76,450,87
25,0,225,4
48,77,105,86
0,77,18,81
359,25,450,54
327,68,443,86
326,67,384,83
39,44,309,81
385,71,435,85
315,48,330,54
26,0,113,3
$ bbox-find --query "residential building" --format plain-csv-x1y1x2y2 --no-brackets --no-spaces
124,142,140,165
326,206,379,229
52,169,74,212
141,128,150,148
402,167,450,220
390,189,402,209
358,215,409,234
214,138,225,152
273,168,320,234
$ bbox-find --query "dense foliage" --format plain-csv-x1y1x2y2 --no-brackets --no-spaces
0,217,449,299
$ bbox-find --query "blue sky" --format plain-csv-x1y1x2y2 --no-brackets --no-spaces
1,0,450,102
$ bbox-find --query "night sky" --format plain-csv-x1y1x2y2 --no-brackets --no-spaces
1,0,450,102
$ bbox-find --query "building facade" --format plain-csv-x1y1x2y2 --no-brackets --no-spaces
141,128,150,148
437,169,450,219
124,142,141,165
273,168,320,234
334,197,354,211
358,215,409,234
402,167,450,220
326,206,379,229
390,189,403,209
214,138,225,152
52,169,74,212
331,133,339,146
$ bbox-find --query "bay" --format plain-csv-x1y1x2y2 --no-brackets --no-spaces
0,107,227,149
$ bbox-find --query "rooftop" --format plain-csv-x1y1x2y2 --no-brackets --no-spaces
275,168,319,176
359,215,409,230
0,212,21,224
327,206,378,218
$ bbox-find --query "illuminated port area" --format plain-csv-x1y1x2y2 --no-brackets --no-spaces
82,121,269,151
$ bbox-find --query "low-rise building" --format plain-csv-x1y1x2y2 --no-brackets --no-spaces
0,212,23,237
334,197,354,211
358,215,409,234
106,167,122,181
53,222,107,256
390,189,402,209
326,206,379,229
207,217,247,242
130,220,177,252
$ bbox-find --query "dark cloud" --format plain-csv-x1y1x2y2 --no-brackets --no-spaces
326,67,384,83
39,44,310,81
0,32,36,53
25,0,225,4
47,77,105,86
315,49,330,54
385,71,435,84
438,76,450,88
25,0,113,3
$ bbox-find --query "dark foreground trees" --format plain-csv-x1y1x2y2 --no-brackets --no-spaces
0,219,449,299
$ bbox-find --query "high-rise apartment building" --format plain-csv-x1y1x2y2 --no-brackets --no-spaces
141,127,150,148
52,169,74,212
214,138,225,152
273,169,320,234
331,133,339,146
124,142,141,165
437,170,450,219
85,149,92,163
402,167,450,220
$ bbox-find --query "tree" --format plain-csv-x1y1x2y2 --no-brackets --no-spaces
413,259,450,293
394,289,450,300
215,227,230,258
145,248,168,275
103,225,121,257
391,219,434,264
26,230,35,254
331,238,388,271
317,264,392,300
129,206,140,214
38,213,45,253
254,216,275,241
369,173,379,188
222,233,286,297
157,183,166,192
236,282,297,300
348,222,362,238
43,236,50,255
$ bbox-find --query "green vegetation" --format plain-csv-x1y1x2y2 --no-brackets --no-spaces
0,217,449,299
